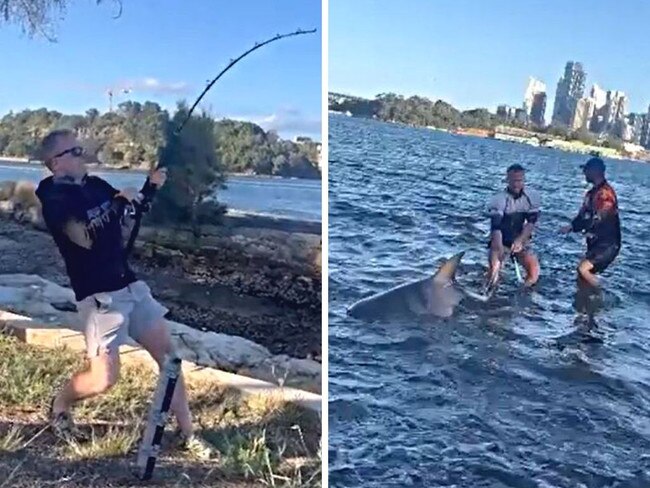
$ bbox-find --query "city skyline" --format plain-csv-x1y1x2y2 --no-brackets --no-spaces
330,0,650,116
332,57,649,125
494,58,650,147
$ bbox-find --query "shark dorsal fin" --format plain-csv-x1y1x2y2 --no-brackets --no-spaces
432,251,465,284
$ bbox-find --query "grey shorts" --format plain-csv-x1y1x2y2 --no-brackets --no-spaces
77,280,169,358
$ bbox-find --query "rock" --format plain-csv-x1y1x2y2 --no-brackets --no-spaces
12,181,39,210
13,210,27,223
0,181,16,201
154,246,184,259
29,207,46,230
171,330,214,366
0,273,322,392
0,181,45,229
0,201,14,214
248,354,322,390
287,357,322,378
168,322,272,370
0,274,78,327
169,325,320,391
204,331,272,367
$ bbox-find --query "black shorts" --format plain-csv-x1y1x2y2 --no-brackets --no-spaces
586,243,620,274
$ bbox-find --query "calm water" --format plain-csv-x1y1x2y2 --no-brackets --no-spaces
328,115,650,487
0,160,321,222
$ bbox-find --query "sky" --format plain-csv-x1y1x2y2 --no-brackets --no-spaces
0,0,322,140
329,0,650,115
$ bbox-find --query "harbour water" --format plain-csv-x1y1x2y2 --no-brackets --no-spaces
0,159,321,222
328,115,650,487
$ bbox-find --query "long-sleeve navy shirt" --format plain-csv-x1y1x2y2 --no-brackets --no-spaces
36,174,146,301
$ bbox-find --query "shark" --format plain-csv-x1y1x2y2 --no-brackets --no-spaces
346,250,479,321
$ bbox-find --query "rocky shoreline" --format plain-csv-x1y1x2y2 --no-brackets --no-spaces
0,180,321,363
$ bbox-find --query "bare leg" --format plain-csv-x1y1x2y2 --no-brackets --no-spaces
577,259,599,288
135,319,193,436
52,352,120,413
486,241,505,290
518,251,540,287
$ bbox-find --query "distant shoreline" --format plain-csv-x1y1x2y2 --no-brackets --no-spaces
0,156,322,181
330,111,650,164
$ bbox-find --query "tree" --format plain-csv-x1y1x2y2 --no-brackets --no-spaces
573,128,597,146
147,102,227,232
601,135,624,151
547,125,570,139
461,108,495,129
0,103,320,177
85,108,100,125
0,0,122,41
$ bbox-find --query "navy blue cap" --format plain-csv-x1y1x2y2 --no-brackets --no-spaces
580,157,606,172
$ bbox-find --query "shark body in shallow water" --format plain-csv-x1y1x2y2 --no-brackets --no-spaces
347,251,477,321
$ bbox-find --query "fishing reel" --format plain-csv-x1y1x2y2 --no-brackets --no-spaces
131,177,158,214
123,192,151,218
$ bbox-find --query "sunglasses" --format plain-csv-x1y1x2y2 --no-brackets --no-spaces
52,146,85,159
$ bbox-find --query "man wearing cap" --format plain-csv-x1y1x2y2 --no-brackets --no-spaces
560,156,621,288
486,163,541,290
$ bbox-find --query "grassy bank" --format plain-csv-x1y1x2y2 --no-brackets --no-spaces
0,331,321,487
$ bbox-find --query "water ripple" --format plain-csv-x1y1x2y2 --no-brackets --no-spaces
328,115,650,487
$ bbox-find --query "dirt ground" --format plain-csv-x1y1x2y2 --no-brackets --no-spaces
0,216,321,360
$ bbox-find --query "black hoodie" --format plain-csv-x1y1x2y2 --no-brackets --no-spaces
35,174,152,301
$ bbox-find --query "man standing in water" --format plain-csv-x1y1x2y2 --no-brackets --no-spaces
486,164,541,290
35,129,213,459
560,156,621,288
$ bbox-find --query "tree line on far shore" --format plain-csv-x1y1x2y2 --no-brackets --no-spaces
0,102,321,230
0,101,321,179
329,92,627,151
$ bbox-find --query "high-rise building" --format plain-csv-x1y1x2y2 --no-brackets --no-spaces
590,84,607,110
641,106,650,149
552,61,586,127
572,97,596,131
626,113,645,144
497,105,518,121
588,84,608,132
514,108,528,124
523,77,546,115
604,90,627,132
529,92,547,126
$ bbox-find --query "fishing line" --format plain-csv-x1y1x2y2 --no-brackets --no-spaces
123,27,317,258
128,27,317,481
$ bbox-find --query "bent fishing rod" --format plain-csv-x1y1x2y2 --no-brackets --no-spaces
129,27,316,481
123,27,317,257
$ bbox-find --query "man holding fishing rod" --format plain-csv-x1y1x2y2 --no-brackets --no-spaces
485,164,541,291
35,128,214,459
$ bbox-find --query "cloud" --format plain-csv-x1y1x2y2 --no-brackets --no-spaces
226,108,321,140
114,77,190,95
52,77,190,96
